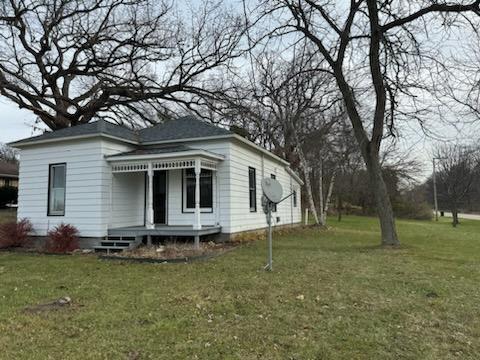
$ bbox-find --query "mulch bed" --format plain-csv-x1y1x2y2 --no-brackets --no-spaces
99,242,238,263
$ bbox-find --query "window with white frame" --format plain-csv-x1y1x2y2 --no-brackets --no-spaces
183,168,213,212
48,163,66,216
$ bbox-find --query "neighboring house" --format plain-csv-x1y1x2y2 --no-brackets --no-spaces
9,116,303,250
0,160,19,188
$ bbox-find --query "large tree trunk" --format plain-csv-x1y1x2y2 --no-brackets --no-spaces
365,154,399,246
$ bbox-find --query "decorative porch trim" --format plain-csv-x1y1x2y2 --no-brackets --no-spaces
111,158,218,173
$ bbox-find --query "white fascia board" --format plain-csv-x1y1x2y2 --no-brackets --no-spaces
8,133,139,148
105,150,225,162
286,167,304,186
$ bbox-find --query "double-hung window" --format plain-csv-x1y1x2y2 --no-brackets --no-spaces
48,163,66,216
184,168,213,211
248,167,256,212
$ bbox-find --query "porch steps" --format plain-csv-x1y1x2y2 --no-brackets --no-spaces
93,235,141,253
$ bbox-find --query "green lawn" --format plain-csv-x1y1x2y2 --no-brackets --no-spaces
1,216,480,359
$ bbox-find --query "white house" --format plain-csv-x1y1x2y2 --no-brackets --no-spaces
9,116,302,250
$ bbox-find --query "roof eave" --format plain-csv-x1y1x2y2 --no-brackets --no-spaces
286,167,304,186
8,133,139,148
105,149,225,162
140,134,234,146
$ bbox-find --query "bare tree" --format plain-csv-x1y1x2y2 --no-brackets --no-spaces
434,144,480,227
0,143,18,164
0,0,248,130
205,47,342,225
255,0,480,245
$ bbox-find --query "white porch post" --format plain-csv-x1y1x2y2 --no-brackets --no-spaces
193,158,201,230
146,162,154,230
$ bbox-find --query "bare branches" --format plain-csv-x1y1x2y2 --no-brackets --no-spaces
0,0,250,129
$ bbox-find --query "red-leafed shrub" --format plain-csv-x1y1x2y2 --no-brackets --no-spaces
45,224,79,253
0,218,33,248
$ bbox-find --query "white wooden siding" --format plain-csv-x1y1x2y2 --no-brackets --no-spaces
18,138,109,237
110,172,145,228
227,140,302,233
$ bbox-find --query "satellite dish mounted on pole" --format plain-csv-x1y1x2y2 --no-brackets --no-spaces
261,177,293,271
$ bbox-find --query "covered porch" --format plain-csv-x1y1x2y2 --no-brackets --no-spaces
106,146,224,248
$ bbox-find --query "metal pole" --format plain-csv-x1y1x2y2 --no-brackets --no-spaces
433,158,439,221
267,204,273,271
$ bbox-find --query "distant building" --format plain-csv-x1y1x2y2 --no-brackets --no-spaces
0,160,19,188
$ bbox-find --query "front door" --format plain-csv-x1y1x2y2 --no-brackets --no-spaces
153,171,167,224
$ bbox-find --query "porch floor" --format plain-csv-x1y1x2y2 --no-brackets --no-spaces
107,225,222,237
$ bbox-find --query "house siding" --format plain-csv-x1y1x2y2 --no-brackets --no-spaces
227,139,302,233
18,138,109,237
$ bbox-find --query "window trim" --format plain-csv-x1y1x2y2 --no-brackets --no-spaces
248,167,257,212
47,163,66,216
181,168,213,213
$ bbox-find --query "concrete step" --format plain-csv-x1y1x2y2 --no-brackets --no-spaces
93,235,142,253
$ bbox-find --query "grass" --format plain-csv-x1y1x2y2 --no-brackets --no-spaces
0,215,480,359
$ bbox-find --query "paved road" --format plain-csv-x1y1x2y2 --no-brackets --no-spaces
441,212,480,221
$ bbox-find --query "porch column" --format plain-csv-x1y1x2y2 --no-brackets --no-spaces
193,158,201,230
146,162,154,230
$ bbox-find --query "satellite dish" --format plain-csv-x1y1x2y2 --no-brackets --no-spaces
261,178,283,203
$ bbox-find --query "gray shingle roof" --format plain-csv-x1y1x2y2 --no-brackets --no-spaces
139,116,232,143
9,116,232,147
9,119,139,146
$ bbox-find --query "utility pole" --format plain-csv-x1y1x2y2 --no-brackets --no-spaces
433,158,439,221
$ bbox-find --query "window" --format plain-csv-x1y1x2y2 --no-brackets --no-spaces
293,189,297,207
270,174,277,212
48,163,66,216
184,168,213,211
248,167,256,212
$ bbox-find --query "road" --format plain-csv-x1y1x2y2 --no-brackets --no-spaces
441,212,480,221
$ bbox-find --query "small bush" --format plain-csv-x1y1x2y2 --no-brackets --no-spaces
0,186,17,208
45,224,80,253
0,218,33,248
394,200,433,221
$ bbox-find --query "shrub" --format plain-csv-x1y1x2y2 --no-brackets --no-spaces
45,224,80,253
0,218,33,248
0,186,17,208
394,200,433,221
